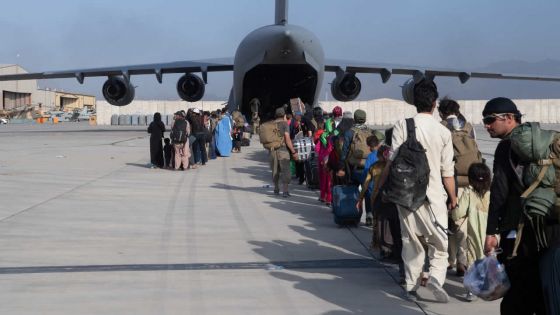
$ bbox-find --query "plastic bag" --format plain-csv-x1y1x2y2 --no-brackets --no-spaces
463,252,511,301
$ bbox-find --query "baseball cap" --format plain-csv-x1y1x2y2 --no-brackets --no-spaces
275,107,285,117
332,106,342,117
354,109,366,123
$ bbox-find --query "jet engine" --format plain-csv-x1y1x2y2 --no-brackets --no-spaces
401,77,437,105
331,72,361,102
401,78,416,105
177,73,205,102
102,77,135,106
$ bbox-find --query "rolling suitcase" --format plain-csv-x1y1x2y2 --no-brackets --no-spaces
305,152,319,189
332,185,362,226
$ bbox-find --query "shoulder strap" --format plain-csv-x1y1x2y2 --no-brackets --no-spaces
463,122,473,134
510,160,553,259
405,118,416,143
277,121,286,146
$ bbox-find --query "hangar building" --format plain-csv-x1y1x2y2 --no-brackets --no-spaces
0,64,95,112
0,64,36,110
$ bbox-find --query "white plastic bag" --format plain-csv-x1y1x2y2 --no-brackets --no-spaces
463,252,511,301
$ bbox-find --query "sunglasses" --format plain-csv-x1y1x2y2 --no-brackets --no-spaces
482,113,509,125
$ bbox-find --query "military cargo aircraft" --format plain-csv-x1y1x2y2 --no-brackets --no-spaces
1,0,560,121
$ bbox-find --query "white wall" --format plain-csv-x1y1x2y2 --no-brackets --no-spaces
96,98,560,126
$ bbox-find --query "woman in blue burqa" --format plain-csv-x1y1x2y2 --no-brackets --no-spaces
147,112,166,168
215,110,232,157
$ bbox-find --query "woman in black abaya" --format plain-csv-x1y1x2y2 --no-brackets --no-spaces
147,112,166,168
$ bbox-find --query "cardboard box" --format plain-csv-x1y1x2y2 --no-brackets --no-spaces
290,98,304,114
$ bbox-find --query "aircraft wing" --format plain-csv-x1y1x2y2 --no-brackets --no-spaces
0,58,234,84
324,59,560,84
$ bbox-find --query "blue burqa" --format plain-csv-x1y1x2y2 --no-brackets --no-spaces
215,115,232,157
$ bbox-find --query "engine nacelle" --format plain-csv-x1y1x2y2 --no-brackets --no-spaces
401,78,416,105
102,77,135,106
177,73,205,102
331,72,361,102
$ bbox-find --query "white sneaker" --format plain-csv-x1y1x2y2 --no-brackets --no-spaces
427,277,449,303
466,291,477,302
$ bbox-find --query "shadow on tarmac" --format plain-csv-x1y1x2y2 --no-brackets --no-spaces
213,147,425,314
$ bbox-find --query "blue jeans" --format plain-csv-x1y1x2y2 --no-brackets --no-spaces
193,133,208,165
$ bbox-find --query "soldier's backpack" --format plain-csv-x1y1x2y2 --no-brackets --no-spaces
232,111,246,128
509,122,560,254
347,127,373,168
170,119,188,144
382,118,430,211
259,120,285,150
449,122,483,187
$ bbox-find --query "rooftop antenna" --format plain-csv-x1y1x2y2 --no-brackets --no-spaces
275,0,288,25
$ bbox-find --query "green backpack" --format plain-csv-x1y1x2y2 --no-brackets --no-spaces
510,122,560,254
347,127,373,168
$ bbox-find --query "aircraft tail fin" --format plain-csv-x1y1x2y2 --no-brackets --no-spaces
275,0,288,25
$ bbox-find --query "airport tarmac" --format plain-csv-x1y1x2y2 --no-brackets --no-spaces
1,122,555,314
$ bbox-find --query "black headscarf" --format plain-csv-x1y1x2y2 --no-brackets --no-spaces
153,112,162,123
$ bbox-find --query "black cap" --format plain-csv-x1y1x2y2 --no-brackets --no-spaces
482,97,520,116
275,107,285,117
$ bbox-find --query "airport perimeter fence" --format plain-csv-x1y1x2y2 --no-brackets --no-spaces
97,99,560,126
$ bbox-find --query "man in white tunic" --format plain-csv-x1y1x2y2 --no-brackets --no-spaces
389,79,457,302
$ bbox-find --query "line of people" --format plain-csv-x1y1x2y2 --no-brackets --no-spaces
147,108,249,170
261,80,558,313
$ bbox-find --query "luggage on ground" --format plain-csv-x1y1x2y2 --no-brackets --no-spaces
305,152,319,189
332,185,362,226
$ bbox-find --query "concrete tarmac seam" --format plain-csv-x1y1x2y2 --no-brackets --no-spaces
222,152,302,315
0,157,147,223
347,226,430,315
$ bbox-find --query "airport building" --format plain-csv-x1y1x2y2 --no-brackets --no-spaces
0,64,36,111
35,89,96,112
0,64,95,112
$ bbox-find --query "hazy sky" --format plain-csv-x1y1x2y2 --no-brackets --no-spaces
2,0,560,101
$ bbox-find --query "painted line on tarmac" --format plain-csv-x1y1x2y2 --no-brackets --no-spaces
347,227,430,315
0,258,381,275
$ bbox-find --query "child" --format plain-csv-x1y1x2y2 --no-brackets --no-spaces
163,138,174,169
232,127,242,153
451,162,491,301
357,135,383,226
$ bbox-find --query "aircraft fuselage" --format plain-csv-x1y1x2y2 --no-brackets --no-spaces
233,23,325,121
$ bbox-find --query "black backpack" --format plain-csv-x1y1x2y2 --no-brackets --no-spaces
171,119,188,144
382,118,430,211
